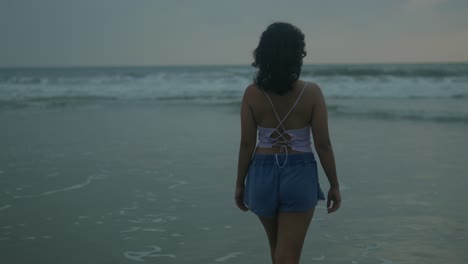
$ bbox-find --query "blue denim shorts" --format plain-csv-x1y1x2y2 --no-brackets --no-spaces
244,153,325,218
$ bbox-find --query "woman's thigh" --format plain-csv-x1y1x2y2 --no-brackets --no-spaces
275,209,315,261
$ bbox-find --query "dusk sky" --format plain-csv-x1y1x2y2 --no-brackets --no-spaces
1,0,468,67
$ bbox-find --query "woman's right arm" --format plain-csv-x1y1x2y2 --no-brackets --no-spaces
235,85,257,211
310,84,341,213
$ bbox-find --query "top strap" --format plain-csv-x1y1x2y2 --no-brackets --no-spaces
263,82,308,128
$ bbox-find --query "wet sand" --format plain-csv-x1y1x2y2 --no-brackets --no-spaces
0,102,467,263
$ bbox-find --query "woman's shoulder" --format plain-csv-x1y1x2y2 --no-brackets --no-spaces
304,80,321,92
242,83,261,107
300,80,321,95
245,83,260,91
302,81,325,105
243,83,262,98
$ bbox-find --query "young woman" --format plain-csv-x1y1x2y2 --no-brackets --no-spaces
235,22,341,264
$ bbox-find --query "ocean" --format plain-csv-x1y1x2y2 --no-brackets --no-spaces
1,63,468,123
1,63,467,263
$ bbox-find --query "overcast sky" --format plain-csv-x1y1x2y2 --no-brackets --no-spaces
1,0,468,67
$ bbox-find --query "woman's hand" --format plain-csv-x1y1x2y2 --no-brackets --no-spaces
327,187,341,214
235,185,249,211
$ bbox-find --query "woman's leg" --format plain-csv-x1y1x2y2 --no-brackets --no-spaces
258,215,278,264
274,209,315,264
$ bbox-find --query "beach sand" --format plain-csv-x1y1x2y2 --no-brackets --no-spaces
0,102,467,263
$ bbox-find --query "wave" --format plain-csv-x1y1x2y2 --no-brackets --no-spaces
1,64,468,86
0,94,242,109
2,95,467,124
328,105,468,123
1,65,467,124
301,64,468,78
451,93,468,99
0,95,118,109
326,93,468,99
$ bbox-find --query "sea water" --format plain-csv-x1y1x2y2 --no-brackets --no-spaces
0,64,467,263
1,63,468,122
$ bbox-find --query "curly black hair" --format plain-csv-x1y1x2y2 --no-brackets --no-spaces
252,22,306,95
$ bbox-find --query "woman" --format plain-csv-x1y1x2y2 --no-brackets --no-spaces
235,22,341,264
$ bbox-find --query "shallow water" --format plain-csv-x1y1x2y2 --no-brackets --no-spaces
1,102,467,263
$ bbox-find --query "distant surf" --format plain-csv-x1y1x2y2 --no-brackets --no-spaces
1,63,467,122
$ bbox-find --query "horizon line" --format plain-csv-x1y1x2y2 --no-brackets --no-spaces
1,60,468,69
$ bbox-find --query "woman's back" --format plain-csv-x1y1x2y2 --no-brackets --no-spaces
245,80,319,154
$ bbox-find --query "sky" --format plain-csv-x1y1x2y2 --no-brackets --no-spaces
1,0,468,67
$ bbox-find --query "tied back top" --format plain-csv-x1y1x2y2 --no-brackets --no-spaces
255,82,312,167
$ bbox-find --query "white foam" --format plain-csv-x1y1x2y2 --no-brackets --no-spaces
168,180,187,190
123,246,176,261
14,175,105,199
166,216,177,221
215,252,243,262
352,243,381,264
361,244,380,258
224,225,232,229
41,236,52,239
120,227,140,233
0,170,4,174
78,216,89,219
323,233,338,243
340,183,350,190
141,228,165,232
0,204,11,211
145,214,162,217
46,172,59,178
199,227,211,231
2,225,13,229
311,255,325,261
21,236,36,240
379,258,397,264
0,237,9,240
129,215,177,224
96,221,104,224
171,233,183,237
129,219,149,224
119,202,138,215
